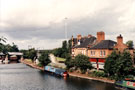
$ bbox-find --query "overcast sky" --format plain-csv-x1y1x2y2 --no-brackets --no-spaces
0,0,135,50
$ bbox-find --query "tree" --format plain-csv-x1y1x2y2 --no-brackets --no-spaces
104,50,135,80
61,40,68,58
65,53,74,69
52,48,63,57
11,43,19,52
28,48,37,61
74,54,92,73
38,51,51,66
68,39,72,53
104,51,120,77
115,51,135,80
20,49,29,58
0,36,7,44
126,40,134,48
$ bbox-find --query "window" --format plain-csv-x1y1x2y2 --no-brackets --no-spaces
90,51,95,56
93,51,95,56
100,51,106,56
91,51,93,56
103,51,106,56
100,51,102,56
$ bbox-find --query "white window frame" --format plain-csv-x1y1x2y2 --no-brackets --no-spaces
100,51,102,56
103,51,106,56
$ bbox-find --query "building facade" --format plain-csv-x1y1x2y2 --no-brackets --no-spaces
72,31,134,70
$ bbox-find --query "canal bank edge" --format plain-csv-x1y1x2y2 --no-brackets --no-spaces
68,72,115,84
21,60,115,84
69,72,115,84
21,60,44,71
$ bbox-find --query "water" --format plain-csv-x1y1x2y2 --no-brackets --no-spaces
0,64,121,90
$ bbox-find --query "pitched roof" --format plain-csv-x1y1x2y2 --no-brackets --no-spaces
73,36,96,48
90,40,116,49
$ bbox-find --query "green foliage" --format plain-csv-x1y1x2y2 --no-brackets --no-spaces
104,50,135,80
37,63,44,67
0,43,19,54
0,36,7,44
104,51,120,76
28,48,37,61
38,51,51,66
74,54,92,73
11,43,19,52
65,53,75,69
20,48,37,61
52,48,63,57
92,71,106,77
20,50,29,58
115,51,135,80
133,51,135,66
52,39,72,58
126,40,134,48
68,40,72,53
62,41,68,52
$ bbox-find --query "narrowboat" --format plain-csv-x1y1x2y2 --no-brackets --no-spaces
44,66,68,77
115,78,135,89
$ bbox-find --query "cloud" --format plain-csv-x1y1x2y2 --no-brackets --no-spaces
0,0,135,49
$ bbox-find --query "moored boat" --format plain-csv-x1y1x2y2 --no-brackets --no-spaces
115,78,135,89
44,66,68,77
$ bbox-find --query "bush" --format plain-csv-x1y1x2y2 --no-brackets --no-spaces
92,71,106,77
74,54,92,74
38,63,44,67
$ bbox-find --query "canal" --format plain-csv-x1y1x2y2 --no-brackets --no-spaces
0,64,121,90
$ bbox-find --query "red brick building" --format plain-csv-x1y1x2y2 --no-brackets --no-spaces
72,31,134,70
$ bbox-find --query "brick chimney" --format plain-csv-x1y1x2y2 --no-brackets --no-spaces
117,34,123,45
88,34,92,38
77,34,82,40
77,34,82,45
97,31,105,42
114,34,128,52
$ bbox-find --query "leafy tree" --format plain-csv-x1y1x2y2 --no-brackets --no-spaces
104,51,120,77
74,54,92,73
52,48,63,57
104,50,135,80
0,36,7,44
65,53,74,69
28,48,37,61
20,50,29,58
115,51,135,80
133,51,135,66
68,40,72,53
38,51,51,66
52,39,72,58
11,43,19,52
126,40,134,48
62,40,68,51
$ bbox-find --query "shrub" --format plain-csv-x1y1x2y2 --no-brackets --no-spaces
74,54,92,74
38,63,43,67
92,71,106,77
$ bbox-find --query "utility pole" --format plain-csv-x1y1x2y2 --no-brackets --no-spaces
64,17,68,42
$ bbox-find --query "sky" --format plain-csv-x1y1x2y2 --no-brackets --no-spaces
0,0,135,50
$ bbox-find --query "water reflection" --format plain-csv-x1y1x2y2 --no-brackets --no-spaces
0,64,120,90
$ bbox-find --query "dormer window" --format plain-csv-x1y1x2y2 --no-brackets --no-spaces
78,40,81,45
